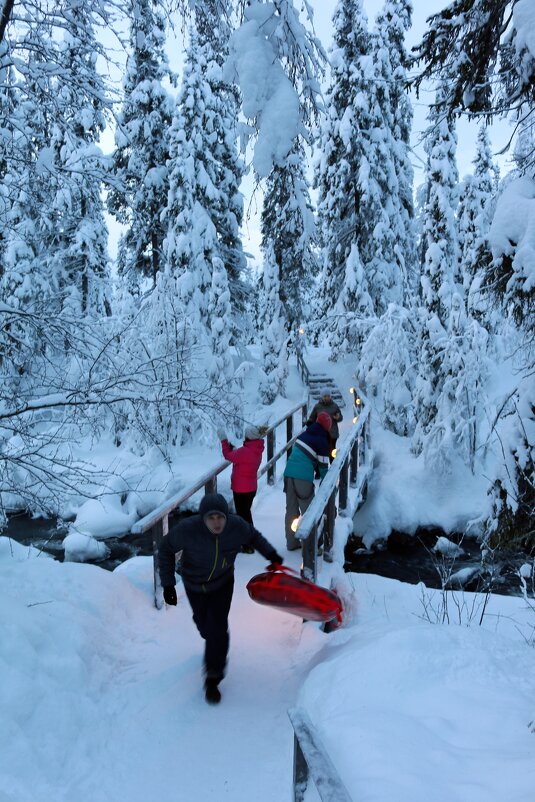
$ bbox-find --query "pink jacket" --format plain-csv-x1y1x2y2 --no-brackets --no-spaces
221,438,264,493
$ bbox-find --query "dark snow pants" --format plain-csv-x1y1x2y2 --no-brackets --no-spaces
184,577,234,681
233,490,256,525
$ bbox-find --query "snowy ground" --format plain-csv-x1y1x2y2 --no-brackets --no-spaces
2,349,535,801
2,483,535,801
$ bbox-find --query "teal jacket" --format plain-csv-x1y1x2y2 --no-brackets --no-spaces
283,422,330,483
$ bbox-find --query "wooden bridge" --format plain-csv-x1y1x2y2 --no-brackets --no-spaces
130,354,372,801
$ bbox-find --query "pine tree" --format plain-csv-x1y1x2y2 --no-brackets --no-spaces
420,92,459,325
369,0,415,311
457,125,497,319
1,33,54,327
259,244,288,404
481,149,535,549
260,138,317,340
413,0,535,120
329,243,373,359
164,28,220,324
195,0,247,331
207,256,233,383
316,0,368,306
165,13,247,340
207,255,241,426
412,91,459,454
423,295,490,474
45,0,111,317
358,303,416,436
108,0,172,291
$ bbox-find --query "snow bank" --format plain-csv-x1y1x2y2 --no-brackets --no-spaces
353,426,490,546
299,574,535,802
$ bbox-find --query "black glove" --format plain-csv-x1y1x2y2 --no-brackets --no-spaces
163,585,177,606
269,552,283,566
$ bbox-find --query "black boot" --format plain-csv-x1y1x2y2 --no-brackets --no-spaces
204,678,222,705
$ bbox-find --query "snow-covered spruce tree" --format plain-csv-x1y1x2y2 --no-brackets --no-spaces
0,31,57,375
44,0,111,318
420,91,459,321
423,295,491,474
260,137,317,341
358,303,416,436
107,0,173,292
481,172,535,550
457,125,498,320
195,0,248,332
259,244,288,404
412,0,535,121
369,0,416,310
412,91,459,455
164,11,246,330
328,243,374,361
410,0,534,545
315,0,378,348
206,255,242,430
164,28,220,323
207,256,233,383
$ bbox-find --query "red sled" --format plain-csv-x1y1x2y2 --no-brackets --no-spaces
246,564,343,627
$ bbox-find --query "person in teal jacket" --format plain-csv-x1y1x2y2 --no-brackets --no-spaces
283,412,332,561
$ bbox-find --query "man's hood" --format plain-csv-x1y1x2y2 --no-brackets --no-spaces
199,493,229,519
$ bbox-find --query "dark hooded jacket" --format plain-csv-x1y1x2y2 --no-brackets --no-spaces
307,399,343,440
158,493,278,593
283,422,331,483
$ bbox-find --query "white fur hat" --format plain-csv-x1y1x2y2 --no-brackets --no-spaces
244,424,266,440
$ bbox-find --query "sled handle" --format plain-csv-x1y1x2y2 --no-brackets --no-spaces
266,563,300,576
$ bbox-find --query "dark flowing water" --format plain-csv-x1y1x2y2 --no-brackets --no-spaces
3,513,153,571
4,509,194,571
4,515,530,596
344,526,529,597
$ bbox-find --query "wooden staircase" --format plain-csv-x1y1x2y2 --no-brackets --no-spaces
296,350,346,408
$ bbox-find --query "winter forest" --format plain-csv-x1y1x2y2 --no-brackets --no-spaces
0,0,533,553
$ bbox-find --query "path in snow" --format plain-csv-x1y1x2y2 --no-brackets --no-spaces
95,482,324,802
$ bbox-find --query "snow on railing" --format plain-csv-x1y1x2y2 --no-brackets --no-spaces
294,387,371,583
288,707,353,802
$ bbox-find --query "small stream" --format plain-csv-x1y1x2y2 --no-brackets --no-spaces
4,515,531,597
344,527,530,597
3,513,153,572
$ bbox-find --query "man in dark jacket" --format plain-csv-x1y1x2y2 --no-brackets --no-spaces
158,492,282,704
307,388,343,462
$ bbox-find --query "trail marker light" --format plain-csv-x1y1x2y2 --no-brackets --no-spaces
331,448,337,458
291,516,301,533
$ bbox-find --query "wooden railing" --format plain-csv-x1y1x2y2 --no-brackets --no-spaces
288,707,353,801
131,400,307,608
294,388,371,582
296,347,310,387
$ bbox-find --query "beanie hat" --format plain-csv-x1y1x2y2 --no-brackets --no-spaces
320,387,332,397
199,493,228,521
244,425,261,440
244,423,268,440
316,411,332,432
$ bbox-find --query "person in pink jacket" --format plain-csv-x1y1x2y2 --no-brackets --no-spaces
220,424,266,527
